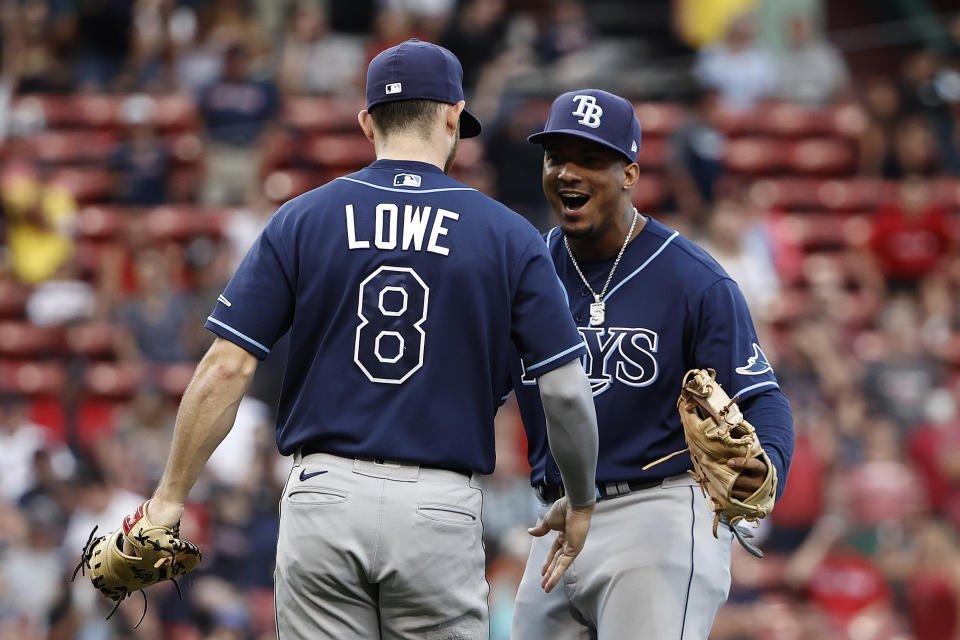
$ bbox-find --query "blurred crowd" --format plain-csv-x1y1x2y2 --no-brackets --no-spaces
0,1,959,639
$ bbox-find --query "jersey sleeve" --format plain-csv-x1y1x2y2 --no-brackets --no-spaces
205,206,296,359
511,236,586,378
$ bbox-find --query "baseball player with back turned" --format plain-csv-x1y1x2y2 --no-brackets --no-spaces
106,40,602,639
510,89,795,639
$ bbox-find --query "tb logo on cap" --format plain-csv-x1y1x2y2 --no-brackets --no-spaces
572,95,603,128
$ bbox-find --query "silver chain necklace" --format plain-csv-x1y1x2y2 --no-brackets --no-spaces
564,208,640,327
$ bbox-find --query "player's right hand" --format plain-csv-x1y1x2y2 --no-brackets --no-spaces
528,496,594,593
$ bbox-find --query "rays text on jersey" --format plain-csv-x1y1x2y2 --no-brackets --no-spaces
345,203,459,256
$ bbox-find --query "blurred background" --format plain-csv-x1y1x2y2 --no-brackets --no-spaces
0,0,958,638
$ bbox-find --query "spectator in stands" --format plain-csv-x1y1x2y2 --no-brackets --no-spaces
114,386,176,487
858,76,905,177
862,295,945,432
667,87,726,221
0,166,76,285
533,0,593,67
72,0,134,92
865,175,953,290
775,14,850,107
697,195,781,321
0,395,72,503
14,0,74,93
198,41,279,206
115,249,190,363
277,1,366,96
110,95,172,206
24,258,96,327
693,13,776,111
440,0,508,90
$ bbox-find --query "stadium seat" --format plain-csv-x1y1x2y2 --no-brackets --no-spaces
260,131,299,172
787,138,856,176
827,103,870,139
451,138,485,169
634,103,686,137
749,178,822,210
778,213,870,250
756,103,832,138
0,280,29,318
634,137,668,171
632,174,665,211
263,169,323,203
152,94,199,131
143,206,224,242
49,167,114,202
932,178,960,211
303,134,376,169
0,322,62,357
83,361,145,399
65,322,120,359
724,137,788,174
158,362,198,397
29,130,120,164
169,166,204,202
0,360,67,395
170,133,205,166
282,97,365,133
815,178,888,211
75,206,126,241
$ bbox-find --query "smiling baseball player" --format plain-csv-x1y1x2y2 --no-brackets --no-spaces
510,89,795,639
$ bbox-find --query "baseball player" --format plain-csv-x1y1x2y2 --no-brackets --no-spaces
509,89,795,639
134,41,601,639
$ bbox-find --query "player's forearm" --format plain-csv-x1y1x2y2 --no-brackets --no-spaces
740,389,794,501
154,338,258,505
537,359,599,508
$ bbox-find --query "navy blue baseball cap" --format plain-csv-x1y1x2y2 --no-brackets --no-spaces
365,39,482,139
528,89,642,162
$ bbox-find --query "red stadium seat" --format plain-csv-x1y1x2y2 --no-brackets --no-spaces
787,138,856,176
29,130,120,164
263,169,323,203
158,362,198,397
281,97,364,133
75,206,126,240
0,279,29,318
932,178,960,210
260,131,299,172
756,103,832,138
634,137,668,172
814,178,888,211
749,178,822,210
632,174,665,212
72,95,125,128
83,361,144,399
724,137,788,174
0,322,63,357
143,206,224,242
152,94,199,130
49,167,114,202
826,103,870,139
777,213,870,250
64,322,120,358
169,166,204,202
634,103,686,137
170,132,205,166
303,134,376,169
0,360,67,396
451,138,485,169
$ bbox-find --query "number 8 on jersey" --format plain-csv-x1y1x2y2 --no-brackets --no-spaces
354,266,430,384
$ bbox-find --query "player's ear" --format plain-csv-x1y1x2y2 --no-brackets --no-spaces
358,110,376,144
622,162,640,190
445,101,465,136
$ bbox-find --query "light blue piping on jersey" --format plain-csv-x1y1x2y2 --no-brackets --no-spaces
335,176,477,194
732,380,779,398
603,230,679,301
206,316,271,354
525,342,584,374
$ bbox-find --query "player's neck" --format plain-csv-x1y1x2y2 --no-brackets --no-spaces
567,204,646,262
374,136,449,173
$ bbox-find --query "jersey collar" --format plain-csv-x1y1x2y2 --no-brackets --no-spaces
368,159,446,174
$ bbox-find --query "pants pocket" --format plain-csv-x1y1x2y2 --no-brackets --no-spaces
287,488,348,505
416,503,478,525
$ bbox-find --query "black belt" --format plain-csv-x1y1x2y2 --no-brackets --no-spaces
300,444,472,478
535,478,664,504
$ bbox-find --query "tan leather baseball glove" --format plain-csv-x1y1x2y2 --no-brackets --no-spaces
71,501,201,624
675,368,777,534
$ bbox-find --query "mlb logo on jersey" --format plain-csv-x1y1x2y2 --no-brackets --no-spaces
386,82,402,95
571,94,603,128
393,173,422,187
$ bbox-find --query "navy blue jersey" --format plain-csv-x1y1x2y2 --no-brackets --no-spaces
513,216,792,488
207,159,586,473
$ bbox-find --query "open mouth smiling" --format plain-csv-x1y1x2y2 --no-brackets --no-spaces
559,191,591,212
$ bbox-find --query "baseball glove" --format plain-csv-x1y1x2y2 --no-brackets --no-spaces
644,368,777,557
71,501,201,625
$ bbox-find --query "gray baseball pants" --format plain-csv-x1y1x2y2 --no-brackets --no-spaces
275,451,489,639
512,473,733,640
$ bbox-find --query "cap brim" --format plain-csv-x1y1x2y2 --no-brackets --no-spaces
460,108,482,138
528,129,634,162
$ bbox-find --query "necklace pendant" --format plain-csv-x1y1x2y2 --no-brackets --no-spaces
589,300,605,326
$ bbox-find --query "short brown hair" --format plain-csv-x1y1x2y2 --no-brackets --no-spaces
368,99,444,139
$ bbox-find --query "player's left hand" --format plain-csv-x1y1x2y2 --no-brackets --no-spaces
528,496,594,593
728,456,768,500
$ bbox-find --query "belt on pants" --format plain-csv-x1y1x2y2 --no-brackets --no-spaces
299,444,473,478
535,478,664,504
